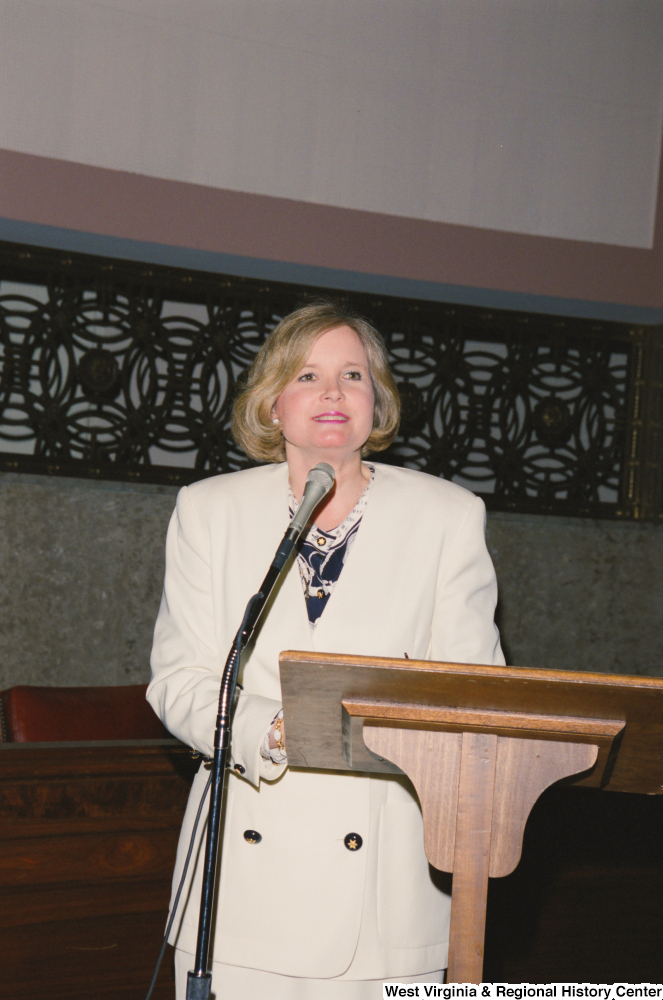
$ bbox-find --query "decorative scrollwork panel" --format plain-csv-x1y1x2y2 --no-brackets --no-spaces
381,324,627,507
0,240,657,520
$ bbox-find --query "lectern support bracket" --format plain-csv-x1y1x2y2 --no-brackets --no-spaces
362,715,622,984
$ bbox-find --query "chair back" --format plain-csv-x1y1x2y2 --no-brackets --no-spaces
0,683,169,742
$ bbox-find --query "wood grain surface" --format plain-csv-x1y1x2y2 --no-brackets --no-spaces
0,740,197,1000
280,651,663,792
488,737,598,878
447,732,498,983
364,725,462,871
364,723,599,983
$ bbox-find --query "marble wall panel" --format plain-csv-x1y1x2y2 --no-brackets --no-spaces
487,512,663,676
0,473,661,690
0,473,176,689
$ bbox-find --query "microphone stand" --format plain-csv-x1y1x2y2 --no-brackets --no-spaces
186,465,334,1000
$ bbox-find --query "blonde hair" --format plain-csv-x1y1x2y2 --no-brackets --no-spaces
232,301,400,463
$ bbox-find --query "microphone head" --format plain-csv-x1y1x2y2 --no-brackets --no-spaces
288,463,336,537
306,462,335,493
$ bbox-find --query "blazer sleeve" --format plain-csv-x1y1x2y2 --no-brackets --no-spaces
147,486,282,787
430,494,505,667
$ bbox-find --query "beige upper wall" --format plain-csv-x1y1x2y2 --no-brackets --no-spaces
1,0,662,248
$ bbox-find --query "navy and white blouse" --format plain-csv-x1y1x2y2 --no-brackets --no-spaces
289,466,374,626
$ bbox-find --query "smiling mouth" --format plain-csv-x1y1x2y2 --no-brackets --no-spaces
313,412,349,423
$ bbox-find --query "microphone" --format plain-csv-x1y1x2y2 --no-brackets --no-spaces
272,463,335,570
289,463,336,536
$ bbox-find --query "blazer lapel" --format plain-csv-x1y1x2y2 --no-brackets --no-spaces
310,464,399,655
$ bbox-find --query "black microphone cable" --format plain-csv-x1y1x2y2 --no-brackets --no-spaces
143,588,261,1000
143,769,212,1000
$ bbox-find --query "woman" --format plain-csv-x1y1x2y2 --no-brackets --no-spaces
147,301,504,998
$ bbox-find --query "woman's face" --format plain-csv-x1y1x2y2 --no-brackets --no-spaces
272,325,375,464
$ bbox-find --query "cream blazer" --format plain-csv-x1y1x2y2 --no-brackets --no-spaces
147,462,504,980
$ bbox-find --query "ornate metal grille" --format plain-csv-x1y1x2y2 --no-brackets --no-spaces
0,240,660,520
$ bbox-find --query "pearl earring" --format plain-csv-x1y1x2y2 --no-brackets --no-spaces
272,417,279,425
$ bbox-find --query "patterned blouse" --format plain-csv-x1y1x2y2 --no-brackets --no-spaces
260,466,374,766
290,466,374,626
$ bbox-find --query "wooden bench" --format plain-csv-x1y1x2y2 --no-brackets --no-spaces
0,685,197,1000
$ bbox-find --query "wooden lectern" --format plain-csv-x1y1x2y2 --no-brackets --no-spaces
279,652,663,985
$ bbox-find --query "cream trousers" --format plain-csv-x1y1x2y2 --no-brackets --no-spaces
174,950,444,999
